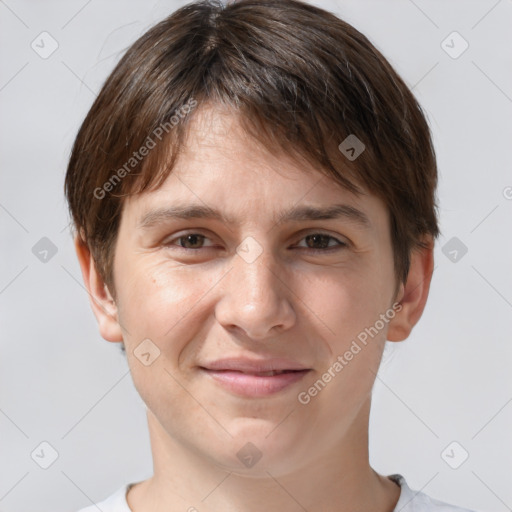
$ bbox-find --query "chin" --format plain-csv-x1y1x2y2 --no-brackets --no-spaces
205,421,307,476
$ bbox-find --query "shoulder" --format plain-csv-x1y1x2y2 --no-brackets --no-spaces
74,483,133,512
390,474,477,512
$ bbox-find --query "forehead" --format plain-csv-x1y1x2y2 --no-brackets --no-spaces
177,104,318,184
121,105,387,229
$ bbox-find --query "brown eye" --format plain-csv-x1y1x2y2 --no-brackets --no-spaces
176,234,207,249
305,234,332,249
297,233,347,251
164,232,215,250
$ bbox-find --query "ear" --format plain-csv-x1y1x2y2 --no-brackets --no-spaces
387,237,435,342
74,236,124,343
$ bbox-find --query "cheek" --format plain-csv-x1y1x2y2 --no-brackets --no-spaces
305,268,389,346
116,257,222,344
116,260,221,409
297,273,391,409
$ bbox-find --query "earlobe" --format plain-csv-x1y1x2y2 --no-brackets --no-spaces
387,238,435,342
74,236,124,343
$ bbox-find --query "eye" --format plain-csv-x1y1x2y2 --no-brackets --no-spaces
163,231,348,253
165,233,215,250
295,233,348,252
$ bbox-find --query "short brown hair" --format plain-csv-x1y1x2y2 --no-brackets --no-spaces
64,0,440,299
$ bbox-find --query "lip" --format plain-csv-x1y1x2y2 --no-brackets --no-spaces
199,358,312,398
201,357,310,373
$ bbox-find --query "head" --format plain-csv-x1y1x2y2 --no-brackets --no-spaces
65,0,438,476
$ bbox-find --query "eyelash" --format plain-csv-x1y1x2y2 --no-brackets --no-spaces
163,231,348,253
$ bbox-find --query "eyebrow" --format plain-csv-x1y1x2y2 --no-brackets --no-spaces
138,203,372,230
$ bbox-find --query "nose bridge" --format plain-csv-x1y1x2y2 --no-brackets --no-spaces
215,240,295,339
237,247,279,305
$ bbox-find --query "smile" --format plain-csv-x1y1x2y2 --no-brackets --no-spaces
199,367,311,397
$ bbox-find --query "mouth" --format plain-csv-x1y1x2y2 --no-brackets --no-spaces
199,359,312,397
220,369,299,376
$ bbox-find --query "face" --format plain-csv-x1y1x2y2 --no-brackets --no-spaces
107,105,403,476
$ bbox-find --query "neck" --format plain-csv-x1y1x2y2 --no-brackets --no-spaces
128,401,400,512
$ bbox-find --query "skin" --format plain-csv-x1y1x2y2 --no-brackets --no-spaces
76,104,434,512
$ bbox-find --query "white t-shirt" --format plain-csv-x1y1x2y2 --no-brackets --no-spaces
75,474,476,512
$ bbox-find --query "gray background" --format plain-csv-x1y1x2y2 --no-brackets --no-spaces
1,0,511,511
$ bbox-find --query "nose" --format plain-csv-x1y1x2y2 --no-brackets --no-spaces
214,247,296,341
